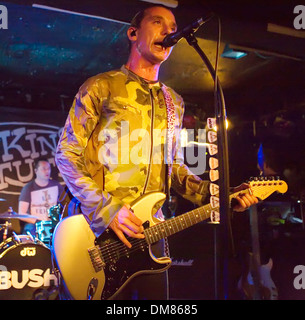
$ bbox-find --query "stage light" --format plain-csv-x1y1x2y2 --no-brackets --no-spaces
213,119,229,131
221,43,247,59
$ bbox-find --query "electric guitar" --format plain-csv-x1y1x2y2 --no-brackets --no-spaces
238,202,279,300
238,255,278,300
52,178,287,300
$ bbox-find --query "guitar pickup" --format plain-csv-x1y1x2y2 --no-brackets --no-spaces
88,246,106,272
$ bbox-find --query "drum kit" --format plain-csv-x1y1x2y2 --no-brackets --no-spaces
0,198,62,300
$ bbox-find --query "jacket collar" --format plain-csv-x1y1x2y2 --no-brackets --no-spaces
121,65,162,89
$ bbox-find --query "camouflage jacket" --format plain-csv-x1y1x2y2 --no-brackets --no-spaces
56,66,209,237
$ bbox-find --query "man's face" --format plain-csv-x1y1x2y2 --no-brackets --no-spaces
35,161,51,181
134,6,177,65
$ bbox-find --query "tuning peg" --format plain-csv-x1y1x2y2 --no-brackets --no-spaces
275,176,280,180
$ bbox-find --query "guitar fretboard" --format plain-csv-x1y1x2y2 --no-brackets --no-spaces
143,189,253,245
144,204,211,245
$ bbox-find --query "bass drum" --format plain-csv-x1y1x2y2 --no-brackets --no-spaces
0,235,59,300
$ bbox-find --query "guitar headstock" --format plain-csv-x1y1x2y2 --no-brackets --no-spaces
247,176,288,201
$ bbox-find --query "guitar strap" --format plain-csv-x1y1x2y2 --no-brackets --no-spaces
161,85,176,261
161,85,176,202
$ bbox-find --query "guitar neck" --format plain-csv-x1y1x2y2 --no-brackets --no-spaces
144,189,249,245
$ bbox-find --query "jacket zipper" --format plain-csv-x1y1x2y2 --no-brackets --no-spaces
142,89,154,194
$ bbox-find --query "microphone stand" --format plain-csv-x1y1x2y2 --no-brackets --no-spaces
184,33,231,300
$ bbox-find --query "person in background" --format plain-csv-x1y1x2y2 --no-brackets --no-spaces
18,158,64,236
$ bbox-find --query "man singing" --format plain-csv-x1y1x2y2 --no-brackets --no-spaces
56,5,257,300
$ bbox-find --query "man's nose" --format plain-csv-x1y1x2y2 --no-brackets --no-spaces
162,24,173,36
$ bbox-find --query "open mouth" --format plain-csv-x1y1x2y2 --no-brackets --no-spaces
154,42,166,51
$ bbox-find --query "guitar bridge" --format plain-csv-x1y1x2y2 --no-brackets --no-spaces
88,246,105,272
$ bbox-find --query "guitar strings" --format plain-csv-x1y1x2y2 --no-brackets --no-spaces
97,221,177,262
99,215,207,263
97,223,176,263
97,229,154,260
98,238,149,263
96,191,251,264
97,207,210,263
97,216,199,264
97,222,169,259
98,189,256,263
94,181,283,264
99,233,154,256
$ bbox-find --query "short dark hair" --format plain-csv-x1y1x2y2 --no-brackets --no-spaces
34,157,49,170
130,4,173,29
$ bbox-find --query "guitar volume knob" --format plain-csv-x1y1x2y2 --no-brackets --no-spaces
109,265,117,272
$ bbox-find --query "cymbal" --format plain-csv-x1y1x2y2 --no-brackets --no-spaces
0,212,43,221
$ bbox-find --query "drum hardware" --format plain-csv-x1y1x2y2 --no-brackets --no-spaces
26,231,35,242
0,221,12,241
0,207,42,221
35,204,63,247
0,221,12,231
32,286,59,300
35,221,53,246
11,231,21,243
48,204,63,223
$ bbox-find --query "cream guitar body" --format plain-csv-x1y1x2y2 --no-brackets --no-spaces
52,192,169,300
52,178,287,300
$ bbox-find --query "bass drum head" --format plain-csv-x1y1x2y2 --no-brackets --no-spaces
0,235,59,300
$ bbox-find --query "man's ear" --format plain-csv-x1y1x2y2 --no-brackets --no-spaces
127,27,137,40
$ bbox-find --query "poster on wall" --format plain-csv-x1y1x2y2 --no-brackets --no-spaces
0,106,67,219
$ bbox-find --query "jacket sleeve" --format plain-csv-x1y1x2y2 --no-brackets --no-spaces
171,163,210,206
55,78,124,237
170,99,210,207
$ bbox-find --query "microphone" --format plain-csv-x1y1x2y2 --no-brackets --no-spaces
161,15,212,48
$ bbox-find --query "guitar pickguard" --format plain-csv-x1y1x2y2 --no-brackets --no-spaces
97,222,170,300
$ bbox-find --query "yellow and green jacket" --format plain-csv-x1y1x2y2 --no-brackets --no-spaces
56,66,209,237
